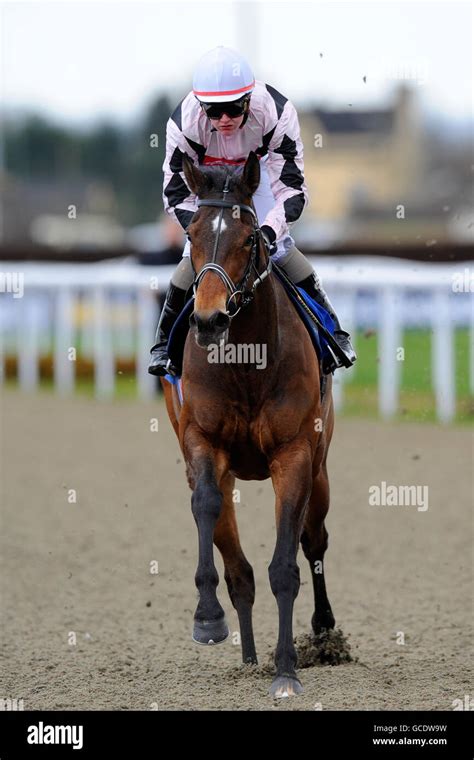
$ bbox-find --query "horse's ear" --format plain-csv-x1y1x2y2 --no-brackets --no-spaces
242,151,260,196
182,153,208,196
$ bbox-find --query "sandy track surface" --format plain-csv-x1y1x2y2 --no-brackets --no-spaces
1,390,472,710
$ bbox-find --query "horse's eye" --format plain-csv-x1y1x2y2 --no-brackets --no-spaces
245,235,254,247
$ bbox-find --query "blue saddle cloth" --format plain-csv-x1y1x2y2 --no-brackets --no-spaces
164,273,336,384
164,298,195,383
271,266,336,366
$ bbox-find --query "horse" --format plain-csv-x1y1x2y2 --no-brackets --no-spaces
161,151,336,698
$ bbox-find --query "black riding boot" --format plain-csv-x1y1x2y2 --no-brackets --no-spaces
148,283,187,377
296,273,357,369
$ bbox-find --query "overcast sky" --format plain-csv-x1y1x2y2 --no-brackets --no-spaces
1,0,472,127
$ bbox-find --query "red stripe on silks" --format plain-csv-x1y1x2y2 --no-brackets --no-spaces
203,156,247,166
193,81,255,97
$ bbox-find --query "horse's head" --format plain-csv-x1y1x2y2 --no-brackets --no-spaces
183,151,267,348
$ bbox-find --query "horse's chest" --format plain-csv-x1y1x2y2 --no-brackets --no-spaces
223,413,269,480
229,433,269,480
189,408,270,480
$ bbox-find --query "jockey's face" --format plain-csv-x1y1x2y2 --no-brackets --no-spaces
201,95,249,135
211,113,245,135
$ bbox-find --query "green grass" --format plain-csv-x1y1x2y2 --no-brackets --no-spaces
3,329,472,425
342,328,472,424
27,373,144,400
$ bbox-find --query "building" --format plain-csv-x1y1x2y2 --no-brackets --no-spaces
298,86,445,245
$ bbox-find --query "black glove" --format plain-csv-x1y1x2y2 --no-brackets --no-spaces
260,225,277,256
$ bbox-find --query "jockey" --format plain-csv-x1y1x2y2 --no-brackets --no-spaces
149,46,356,376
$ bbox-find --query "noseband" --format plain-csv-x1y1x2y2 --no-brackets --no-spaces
191,174,272,318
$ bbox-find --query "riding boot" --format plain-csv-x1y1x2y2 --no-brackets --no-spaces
148,283,188,376
296,273,357,369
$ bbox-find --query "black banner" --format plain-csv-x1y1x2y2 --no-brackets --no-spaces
0,710,472,757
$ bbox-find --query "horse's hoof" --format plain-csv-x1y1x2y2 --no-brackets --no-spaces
312,610,335,635
192,617,229,645
269,676,304,699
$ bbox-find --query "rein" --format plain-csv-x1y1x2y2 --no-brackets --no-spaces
191,174,272,318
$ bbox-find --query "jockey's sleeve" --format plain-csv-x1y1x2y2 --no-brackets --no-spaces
162,116,199,231
261,99,309,242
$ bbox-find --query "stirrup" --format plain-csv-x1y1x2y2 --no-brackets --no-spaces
148,348,177,377
322,338,356,375
322,345,340,375
333,330,357,368
164,357,178,377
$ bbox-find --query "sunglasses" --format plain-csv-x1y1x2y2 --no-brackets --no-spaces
202,99,248,120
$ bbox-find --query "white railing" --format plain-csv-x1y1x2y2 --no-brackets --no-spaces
0,257,472,422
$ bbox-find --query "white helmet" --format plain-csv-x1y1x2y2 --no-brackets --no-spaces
193,46,254,103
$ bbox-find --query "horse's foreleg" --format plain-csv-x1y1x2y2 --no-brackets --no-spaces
184,429,229,645
301,463,336,635
214,472,257,664
268,441,313,698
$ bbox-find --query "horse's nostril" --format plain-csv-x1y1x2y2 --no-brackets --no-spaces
192,313,207,332
193,311,230,333
212,312,230,330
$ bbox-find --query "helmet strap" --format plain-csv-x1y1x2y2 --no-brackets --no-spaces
239,98,251,129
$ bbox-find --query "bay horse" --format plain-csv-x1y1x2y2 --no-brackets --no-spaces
161,151,336,698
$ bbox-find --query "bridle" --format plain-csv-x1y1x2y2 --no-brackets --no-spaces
190,174,272,318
